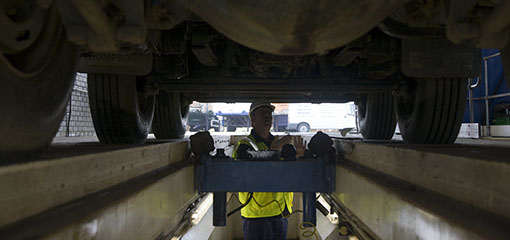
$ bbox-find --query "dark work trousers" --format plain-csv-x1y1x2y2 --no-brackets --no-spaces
242,215,288,240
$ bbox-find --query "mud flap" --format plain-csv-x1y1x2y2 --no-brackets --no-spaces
402,39,481,78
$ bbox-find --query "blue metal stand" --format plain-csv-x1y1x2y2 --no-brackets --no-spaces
213,192,227,226
302,192,316,227
197,156,334,192
197,156,334,226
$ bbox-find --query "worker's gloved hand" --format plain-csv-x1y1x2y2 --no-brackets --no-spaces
190,131,215,155
293,136,306,158
281,144,296,161
308,131,333,156
270,135,292,150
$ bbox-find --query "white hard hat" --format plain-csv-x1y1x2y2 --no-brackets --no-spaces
249,99,275,114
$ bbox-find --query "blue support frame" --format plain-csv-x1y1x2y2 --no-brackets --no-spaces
196,156,335,226
302,192,316,227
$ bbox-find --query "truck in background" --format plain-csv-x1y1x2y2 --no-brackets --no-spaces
187,110,220,132
214,103,251,132
287,103,357,132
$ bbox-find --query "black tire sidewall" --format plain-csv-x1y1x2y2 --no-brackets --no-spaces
395,78,467,144
395,79,428,143
356,92,396,140
357,95,370,137
88,74,155,144
128,77,155,142
0,22,78,155
153,92,188,139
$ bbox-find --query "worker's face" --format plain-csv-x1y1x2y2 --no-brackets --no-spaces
251,107,273,130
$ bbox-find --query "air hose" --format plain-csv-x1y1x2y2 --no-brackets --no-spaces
227,192,253,217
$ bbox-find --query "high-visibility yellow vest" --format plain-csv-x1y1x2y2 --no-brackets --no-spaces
233,135,294,218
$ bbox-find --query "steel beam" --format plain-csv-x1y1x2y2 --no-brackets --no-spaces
333,139,510,219
156,77,394,93
213,192,227,226
331,164,510,240
0,163,196,240
0,141,189,227
331,139,510,239
196,156,335,193
196,156,335,226
302,192,317,227
186,92,357,103
0,141,193,239
46,166,196,240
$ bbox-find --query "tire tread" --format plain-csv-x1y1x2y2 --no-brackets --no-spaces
397,78,466,144
358,91,397,140
153,92,188,139
88,74,154,144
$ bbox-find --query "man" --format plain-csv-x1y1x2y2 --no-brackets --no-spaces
233,99,305,240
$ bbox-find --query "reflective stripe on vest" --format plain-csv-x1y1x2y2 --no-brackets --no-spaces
243,137,259,151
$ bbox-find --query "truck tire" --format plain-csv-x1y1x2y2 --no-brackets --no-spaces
357,92,397,140
153,92,190,139
0,5,78,161
395,78,466,144
297,123,310,132
88,74,155,144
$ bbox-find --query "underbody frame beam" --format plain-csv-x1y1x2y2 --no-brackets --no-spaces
155,77,395,94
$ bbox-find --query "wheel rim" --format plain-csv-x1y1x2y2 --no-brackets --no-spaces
0,1,48,53
0,2,59,78
299,124,308,132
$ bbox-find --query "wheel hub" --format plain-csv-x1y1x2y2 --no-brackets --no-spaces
0,1,60,78
0,1,49,54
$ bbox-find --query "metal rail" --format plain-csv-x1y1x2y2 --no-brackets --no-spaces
0,141,194,239
332,139,510,240
470,92,510,100
467,51,509,137
0,161,191,239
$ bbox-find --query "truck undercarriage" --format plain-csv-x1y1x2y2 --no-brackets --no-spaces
1,0,510,160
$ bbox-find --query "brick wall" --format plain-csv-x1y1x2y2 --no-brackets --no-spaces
56,73,96,137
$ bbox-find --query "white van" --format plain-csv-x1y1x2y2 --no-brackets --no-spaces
287,102,356,132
